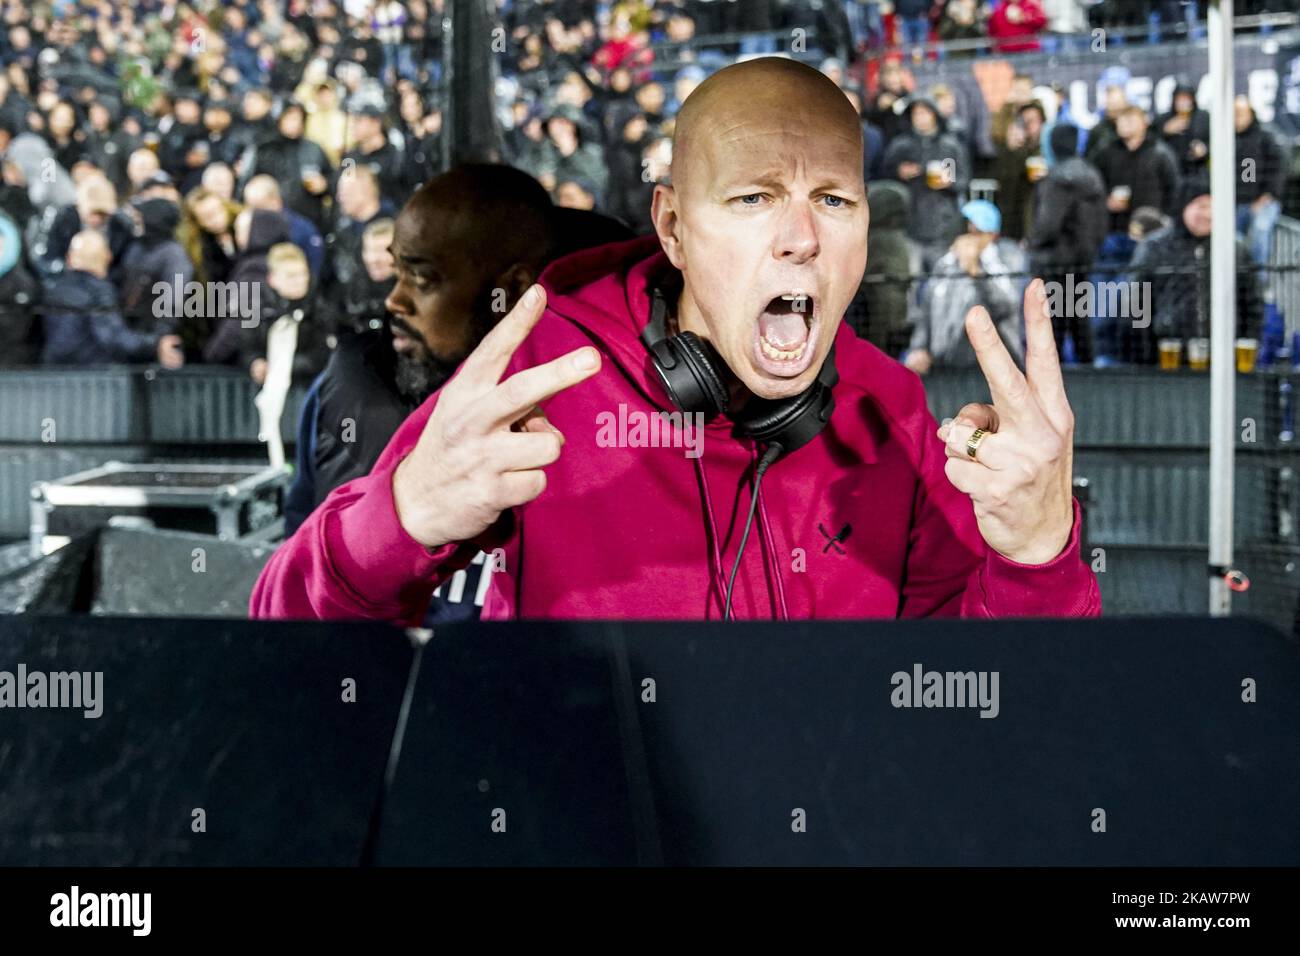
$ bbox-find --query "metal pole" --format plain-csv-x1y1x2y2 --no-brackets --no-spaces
439,7,454,173
441,0,503,168
1208,0,1236,615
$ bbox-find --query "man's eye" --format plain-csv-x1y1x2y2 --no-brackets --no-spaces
822,194,848,208
737,194,765,205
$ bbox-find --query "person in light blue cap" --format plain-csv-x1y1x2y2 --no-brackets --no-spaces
904,199,1028,376
961,198,1001,234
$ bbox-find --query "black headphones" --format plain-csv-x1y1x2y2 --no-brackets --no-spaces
640,269,838,463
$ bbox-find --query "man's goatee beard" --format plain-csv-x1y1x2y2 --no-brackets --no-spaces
394,352,457,405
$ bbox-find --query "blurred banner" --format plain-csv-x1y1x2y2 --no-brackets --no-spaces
1277,41,1300,135
901,35,1285,133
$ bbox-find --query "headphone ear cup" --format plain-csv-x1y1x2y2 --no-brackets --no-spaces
735,344,839,458
735,382,833,450
651,331,729,417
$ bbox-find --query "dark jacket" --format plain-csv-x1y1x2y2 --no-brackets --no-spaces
603,132,654,234
0,213,40,366
1236,117,1287,204
866,91,911,144
1093,132,1181,231
285,208,326,278
324,201,395,292
1156,88,1211,178
341,140,409,208
202,209,292,365
310,327,418,511
115,198,191,335
863,118,885,182
30,205,135,280
1082,113,1119,166
157,120,204,179
1027,156,1108,274
289,326,484,623
1127,221,1263,364
319,271,394,335
881,100,971,249
239,287,331,384
231,209,292,288
991,141,1039,241
846,180,918,354
247,134,333,226
41,269,158,365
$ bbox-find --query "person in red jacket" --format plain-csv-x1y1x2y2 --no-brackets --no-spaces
250,56,1100,623
988,0,1048,54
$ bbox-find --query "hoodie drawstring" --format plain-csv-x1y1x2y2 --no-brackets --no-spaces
693,440,790,621
692,453,728,619
756,475,791,621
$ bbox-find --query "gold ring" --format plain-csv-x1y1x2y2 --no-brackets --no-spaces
966,427,987,460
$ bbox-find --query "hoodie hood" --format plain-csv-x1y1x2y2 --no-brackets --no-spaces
134,197,182,243
539,234,675,412
904,96,946,134
1053,155,1105,200
867,180,911,230
245,209,292,256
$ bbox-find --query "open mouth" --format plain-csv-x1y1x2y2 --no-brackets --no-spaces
755,292,817,372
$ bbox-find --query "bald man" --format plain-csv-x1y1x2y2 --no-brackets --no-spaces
42,230,184,367
252,57,1099,622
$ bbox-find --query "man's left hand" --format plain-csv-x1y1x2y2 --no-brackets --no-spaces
937,279,1075,565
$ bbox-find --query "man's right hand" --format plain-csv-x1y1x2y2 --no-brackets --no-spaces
905,348,933,376
157,334,185,369
391,284,602,550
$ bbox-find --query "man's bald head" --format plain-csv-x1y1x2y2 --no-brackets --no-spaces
396,163,557,280
68,230,110,277
242,174,283,210
670,57,863,202
651,56,869,402
384,163,559,398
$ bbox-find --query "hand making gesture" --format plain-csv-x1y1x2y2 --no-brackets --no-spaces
392,285,602,550
937,278,1076,565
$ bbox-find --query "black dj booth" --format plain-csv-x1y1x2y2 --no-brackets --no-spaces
0,614,1296,868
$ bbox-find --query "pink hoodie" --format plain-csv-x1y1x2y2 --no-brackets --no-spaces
250,235,1101,623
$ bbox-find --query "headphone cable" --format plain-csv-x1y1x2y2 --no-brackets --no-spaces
723,443,783,621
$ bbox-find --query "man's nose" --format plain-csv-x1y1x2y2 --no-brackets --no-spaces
385,286,410,318
773,199,820,263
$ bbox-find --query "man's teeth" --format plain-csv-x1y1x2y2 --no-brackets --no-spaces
759,337,808,361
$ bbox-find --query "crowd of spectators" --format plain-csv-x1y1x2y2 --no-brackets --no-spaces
876,68,1284,370
0,0,1296,381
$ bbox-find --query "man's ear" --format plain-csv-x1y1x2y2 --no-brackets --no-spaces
651,183,685,269
495,262,538,313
